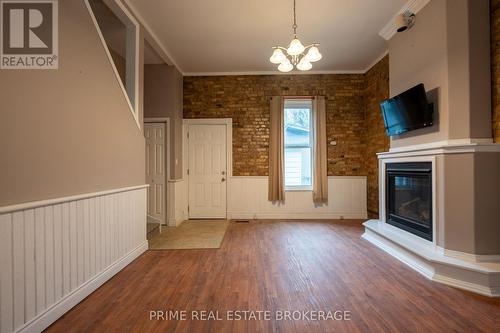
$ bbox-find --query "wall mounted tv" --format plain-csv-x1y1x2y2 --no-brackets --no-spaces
380,83,434,136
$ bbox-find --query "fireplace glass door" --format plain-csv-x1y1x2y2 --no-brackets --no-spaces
386,162,433,241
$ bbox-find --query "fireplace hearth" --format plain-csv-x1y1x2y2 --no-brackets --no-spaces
386,162,432,241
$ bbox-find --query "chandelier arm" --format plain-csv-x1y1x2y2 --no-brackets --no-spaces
274,46,289,51
303,43,320,49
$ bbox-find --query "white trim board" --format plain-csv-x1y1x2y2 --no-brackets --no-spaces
183,69,367,76
379,0,431,40
363,220,500,297
0,184,149,214
379,140,500,159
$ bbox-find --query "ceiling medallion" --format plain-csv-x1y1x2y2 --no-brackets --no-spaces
269,0,322,72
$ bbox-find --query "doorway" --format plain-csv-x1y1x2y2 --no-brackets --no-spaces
145,119,170,228
185,119,232,219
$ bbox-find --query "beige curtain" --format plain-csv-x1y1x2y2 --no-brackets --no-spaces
313,96,328,203
268,96,285,202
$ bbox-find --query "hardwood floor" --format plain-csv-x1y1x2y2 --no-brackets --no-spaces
46,220,500,333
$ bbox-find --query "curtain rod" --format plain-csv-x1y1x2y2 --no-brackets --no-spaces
282,96,315,99
266,96,326,100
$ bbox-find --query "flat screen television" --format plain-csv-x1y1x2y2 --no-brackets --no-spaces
380,83,434,136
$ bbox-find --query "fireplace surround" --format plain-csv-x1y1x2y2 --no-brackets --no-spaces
386,162,432,241
362,141,500,297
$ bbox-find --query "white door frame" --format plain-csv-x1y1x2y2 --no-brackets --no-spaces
144,118,171,225
183,118,233,219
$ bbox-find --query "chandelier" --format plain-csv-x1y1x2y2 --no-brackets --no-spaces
269,0,322,72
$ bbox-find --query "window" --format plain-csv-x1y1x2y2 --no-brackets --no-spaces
86,0,140,128
284,99,313,190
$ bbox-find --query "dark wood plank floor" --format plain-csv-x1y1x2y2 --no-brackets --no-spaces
46,220,500,333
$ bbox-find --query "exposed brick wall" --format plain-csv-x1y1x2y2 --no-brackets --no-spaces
184,75,366,176
492,0,500,142
364,56,390,218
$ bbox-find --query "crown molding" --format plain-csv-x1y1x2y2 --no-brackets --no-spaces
123,0,389,76
184,52,390,77
379,0,431,41
183,69,367,77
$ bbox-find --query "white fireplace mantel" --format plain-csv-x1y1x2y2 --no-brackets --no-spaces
363,140,500,297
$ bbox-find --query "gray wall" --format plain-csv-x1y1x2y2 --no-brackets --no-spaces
0,0,146,206
388,0,500,255
389,0,492,148
389,0,449,147
473,153,500,254
144,64,183,179
442,152,500,255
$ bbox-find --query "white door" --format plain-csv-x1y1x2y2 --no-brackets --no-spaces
145,123,166,224
188,124,227,218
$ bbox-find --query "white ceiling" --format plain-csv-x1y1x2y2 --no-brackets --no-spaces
126,0,406,75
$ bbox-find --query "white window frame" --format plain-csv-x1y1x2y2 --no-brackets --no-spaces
84,0,141,129
283,98,314,191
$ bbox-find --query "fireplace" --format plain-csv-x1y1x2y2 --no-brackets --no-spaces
386,162,433,241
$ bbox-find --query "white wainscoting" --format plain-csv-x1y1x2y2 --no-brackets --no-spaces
228,176,367,219
0,185,148,333
168,179,188,226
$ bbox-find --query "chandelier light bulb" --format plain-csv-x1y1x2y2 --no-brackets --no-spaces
268,0,321,72
278,60,293,72
270,48,287,64
305,46,322,62
297,58,312,71
287,38,305,56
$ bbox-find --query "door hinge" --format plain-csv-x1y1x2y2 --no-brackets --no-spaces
187,132,189,139
187,169,190,175
188,205,190,212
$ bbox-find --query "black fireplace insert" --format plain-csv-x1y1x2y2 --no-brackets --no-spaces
386,162,433,241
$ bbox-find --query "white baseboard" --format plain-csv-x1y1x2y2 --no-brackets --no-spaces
442,248,500,263
168,217,185,227
17,241,148,333
228,212,368,220
433,273,500,298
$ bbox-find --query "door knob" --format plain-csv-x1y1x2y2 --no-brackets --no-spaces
221,178,226,182
222,171,226,175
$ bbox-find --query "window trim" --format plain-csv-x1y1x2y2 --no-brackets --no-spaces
84,0,141,129
283,98,314,191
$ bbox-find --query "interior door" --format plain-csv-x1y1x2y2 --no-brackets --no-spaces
145,123,166,224
188,124,227,218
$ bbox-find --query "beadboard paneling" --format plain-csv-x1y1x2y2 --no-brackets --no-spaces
168,179,188,226
228,176,367,219
0,186,148,333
